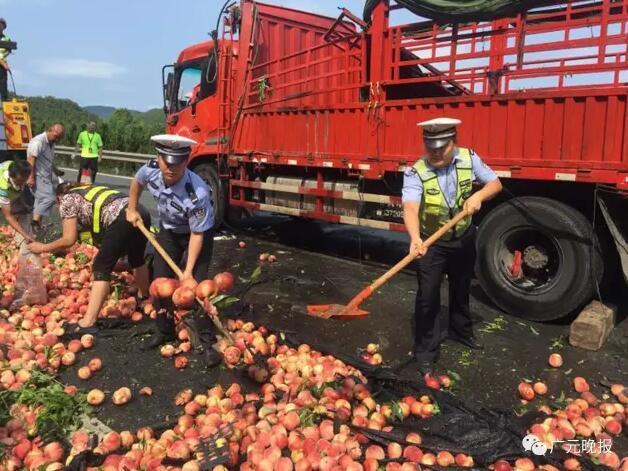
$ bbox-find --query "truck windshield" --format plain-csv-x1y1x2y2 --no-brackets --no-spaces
173,55,217,112
176,67,202,110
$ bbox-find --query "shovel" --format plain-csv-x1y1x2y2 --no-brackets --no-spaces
136,220,234,343
306,210,470,320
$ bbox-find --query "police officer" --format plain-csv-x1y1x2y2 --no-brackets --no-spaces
0,159,35,251
126,134,220,367
402,118,502,375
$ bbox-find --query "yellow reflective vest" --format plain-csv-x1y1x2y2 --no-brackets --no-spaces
69,185,123,245
412,148,473,241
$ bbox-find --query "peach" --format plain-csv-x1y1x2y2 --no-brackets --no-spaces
150,277,179,299
112,387,132,405
43,442,64,462
101,431,121,453
223,346,241,366
139,386,153,396
87,389,105,406
610,384,625,396
387,442,402,459
77,366,92,380
405,432,421,445
88,357,102,372
515,458,535,471
160,344,176,357
494,460,513,471
214,272,235,292
174,355,188,369
599,452,620,469
436,451,455,466
61,351,76,366
605,419,622,435
172,286,195,309
365,445,385,460
120,430,134,447
573,377,589,393
423,373,440,390
403,445,423,463
563,458,582,471
548,353,563,368
67,339,82,353
80,334,94,349
533,382,548,395
518,382,535,401
196,279,218,300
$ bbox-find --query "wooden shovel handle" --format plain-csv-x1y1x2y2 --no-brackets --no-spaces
346,210,470,310
136,221,185,279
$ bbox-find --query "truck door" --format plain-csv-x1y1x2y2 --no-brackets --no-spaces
167,55,218,144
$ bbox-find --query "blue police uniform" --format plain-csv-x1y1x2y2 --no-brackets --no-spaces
136,162,214,234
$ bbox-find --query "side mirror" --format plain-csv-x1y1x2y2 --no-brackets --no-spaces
162,66,175,114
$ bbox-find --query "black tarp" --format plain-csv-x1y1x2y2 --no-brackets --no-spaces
363,0,555,23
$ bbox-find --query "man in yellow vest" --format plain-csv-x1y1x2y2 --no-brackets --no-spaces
74,121,104,184
0,18,11,102
0,159,35,251
402,117,502,375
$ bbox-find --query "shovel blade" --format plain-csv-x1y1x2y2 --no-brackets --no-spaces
306,304,369,319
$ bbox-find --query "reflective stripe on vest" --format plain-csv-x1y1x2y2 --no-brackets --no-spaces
0,161,21,202
69,185,121,238
412,148,473,241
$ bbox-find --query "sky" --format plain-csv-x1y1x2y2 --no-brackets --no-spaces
1,0,372,111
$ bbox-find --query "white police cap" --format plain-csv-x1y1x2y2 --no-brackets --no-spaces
151,134,198,165
417,117,461,149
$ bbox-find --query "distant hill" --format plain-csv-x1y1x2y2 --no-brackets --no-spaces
84,105,116,119
85,105,165,126
26,96,165,153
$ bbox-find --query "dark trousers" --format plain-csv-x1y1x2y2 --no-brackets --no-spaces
0,67,7,102
92,206,150,281
152,228,215,340
77,158,99,183
414,227,476,362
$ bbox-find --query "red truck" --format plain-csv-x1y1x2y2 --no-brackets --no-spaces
162,0,627,321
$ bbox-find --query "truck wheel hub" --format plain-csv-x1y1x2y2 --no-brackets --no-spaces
523,245,549,270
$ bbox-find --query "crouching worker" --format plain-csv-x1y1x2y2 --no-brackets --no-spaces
27,183,151,335
126,134,220,367
0,159,36,251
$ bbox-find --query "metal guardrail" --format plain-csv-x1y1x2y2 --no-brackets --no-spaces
55,146,154,164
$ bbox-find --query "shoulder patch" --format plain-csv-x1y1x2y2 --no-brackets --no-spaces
191,206,207,219
148,159,159,168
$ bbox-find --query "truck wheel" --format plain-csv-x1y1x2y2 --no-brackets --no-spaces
191,162,226,228
476,196,602,321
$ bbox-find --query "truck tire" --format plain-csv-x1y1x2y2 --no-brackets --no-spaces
476,197,602,321
191,162,226,228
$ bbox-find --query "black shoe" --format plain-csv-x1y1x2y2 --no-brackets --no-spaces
417,360,434,376
449,333,484,350
140,332,175,351
202,348,222,368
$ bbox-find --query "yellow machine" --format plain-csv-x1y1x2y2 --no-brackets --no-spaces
1,99,32,156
